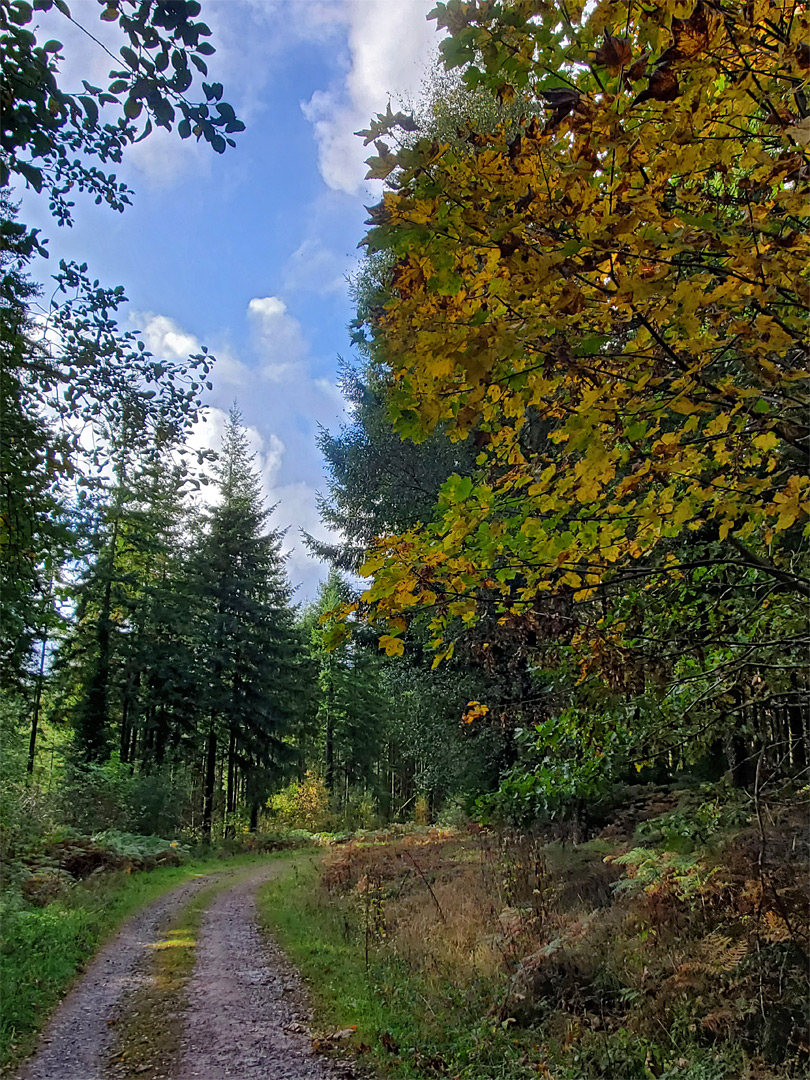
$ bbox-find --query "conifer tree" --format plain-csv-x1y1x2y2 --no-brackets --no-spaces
195,406,303,838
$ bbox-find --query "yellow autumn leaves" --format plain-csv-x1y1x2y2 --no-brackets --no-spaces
351,0,809,662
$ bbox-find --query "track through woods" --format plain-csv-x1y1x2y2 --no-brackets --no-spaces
17,861,356,1080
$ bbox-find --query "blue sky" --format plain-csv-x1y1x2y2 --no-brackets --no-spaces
21,0,440,599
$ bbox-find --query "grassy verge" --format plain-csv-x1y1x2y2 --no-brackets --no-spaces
0,852,272,1075
257,850,537,1080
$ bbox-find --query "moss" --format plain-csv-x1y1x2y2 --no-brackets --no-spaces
108,883,217,1079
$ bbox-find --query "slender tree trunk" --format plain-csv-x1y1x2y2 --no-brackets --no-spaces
225,728,236,837
78,517,119,761
154,707,168,767
120,691,130,763
202,718,217,843
788,672,808,769
27,631,48,776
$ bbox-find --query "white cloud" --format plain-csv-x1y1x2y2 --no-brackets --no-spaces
29,2,438,194
247,295,308,382
136,312,250,388
248,296,286,320
268,480,340,597
139,313,201,360
302,0,440,194
126,127,212,189
282,237,351,296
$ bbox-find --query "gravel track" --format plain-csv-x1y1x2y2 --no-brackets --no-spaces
16,862,358,1080
17,874,219,1080
175,865,347,1080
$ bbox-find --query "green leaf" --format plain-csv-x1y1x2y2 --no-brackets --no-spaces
78,96,99,125
10,2,33,24
626,420,647,442
120,46,139,70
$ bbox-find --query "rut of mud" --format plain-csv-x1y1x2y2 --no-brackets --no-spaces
17,862,356,1080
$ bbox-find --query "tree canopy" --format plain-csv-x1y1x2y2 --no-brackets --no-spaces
351,0,808,650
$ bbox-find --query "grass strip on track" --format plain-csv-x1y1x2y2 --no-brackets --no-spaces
1,853,277,1076
108,872,232,1080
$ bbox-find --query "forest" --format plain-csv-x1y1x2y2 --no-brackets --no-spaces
1,1,808,1079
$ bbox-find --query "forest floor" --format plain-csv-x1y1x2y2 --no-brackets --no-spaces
15,859,360,1080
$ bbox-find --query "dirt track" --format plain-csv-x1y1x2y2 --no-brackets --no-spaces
18,862,354,1080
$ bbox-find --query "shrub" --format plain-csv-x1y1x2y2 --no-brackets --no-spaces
269,772,332,831
413,793,430,825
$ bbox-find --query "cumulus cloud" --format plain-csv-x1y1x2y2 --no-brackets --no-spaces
136,313,249,389
268,480,340,597
29,2,438,194
247,295,308,382
139,313,201,359
302,0,440,194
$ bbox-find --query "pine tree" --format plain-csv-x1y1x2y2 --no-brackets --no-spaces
304,569,390,813
59,447,195,765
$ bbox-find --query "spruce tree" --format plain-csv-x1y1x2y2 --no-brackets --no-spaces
195,406,303,838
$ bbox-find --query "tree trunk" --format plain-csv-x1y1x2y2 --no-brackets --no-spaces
154,707,168,767
77,516,119,761
325,708,334,792
202,719,217,843
119,693,130,764
225,728,236,837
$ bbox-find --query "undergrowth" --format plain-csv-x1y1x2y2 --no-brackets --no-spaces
260,788,809,1080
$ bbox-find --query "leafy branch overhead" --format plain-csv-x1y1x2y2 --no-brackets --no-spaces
346,0,809,680
1,0,245,226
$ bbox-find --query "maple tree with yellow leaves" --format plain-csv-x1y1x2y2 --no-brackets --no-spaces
349,0,808,680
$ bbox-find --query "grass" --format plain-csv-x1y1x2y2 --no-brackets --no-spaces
0,851,274,1076
257,849,540,1079
259,822,809,1080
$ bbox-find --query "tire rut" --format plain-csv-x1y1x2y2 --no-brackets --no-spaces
175,865,350,1080
17,873,221,1080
